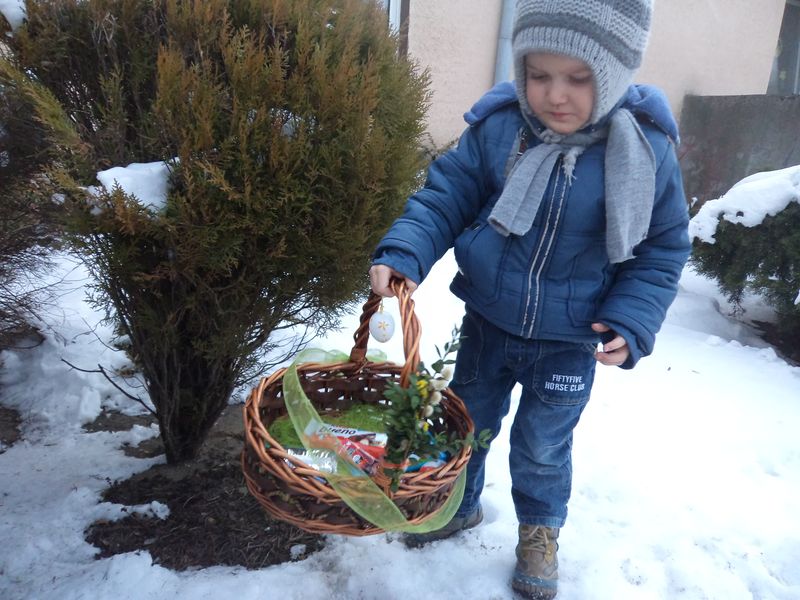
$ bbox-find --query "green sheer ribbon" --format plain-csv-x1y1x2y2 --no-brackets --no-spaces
282,349,465,533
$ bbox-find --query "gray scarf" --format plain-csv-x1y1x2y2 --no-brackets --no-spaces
488,108,656,264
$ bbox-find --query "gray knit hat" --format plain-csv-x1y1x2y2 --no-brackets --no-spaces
513,0,653,125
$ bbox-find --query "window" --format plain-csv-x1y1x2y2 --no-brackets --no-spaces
378,0,409,56
768,0,800,95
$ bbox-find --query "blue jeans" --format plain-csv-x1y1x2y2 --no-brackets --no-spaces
450,308,597,528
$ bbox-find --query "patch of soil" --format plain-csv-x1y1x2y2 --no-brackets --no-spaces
0,405,22,452
1,326,43,452
84,405,325,570
82,410,156,433
82,410,163,458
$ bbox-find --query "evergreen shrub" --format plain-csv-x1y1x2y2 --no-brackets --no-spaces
0,29,60,350
0,0,429,461
691,200,800,361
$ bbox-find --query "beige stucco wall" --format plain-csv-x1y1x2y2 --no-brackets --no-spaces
407,0,502,149
638,0,786,121
406,0,787,145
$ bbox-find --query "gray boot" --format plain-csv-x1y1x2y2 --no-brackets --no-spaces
403,505,483,548
511,524,559,600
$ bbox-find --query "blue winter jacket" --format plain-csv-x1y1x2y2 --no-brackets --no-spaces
373,82,691,369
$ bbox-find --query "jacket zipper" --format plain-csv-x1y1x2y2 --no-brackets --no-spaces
520,157,568,338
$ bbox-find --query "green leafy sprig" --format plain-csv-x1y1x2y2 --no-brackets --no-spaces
382,326,492,491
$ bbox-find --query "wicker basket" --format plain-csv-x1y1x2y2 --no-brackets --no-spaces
241,281,474,536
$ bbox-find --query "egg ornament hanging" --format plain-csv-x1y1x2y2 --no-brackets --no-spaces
368,303,395,343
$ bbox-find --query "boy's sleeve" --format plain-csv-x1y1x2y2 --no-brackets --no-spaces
372,120,494,283
595,140,691,369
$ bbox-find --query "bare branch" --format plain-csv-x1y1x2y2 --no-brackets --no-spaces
60,357,155,416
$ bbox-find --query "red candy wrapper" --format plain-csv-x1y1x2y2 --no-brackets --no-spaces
303,422,388,476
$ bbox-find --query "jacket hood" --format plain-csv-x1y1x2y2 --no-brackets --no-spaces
463,81,680,144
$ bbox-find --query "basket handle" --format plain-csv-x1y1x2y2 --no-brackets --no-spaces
350,278,420,387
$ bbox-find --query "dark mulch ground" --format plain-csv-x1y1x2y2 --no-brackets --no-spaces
0,405,22,452
82,406,325,570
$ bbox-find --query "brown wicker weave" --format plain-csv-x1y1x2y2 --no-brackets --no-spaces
242,280,474,536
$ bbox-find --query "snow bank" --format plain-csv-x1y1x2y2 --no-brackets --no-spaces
0,0,25,31
689,165,800,243
96,160,178,213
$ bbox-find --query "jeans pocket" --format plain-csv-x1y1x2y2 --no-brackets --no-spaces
451,309,485,385
532,341,597,406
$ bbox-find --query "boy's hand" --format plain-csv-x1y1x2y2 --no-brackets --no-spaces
591,322,630,366
369,264,418,297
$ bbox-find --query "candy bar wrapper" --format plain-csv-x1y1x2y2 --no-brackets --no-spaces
319,424,387,460
285,448,338,474
334,439,381,475
404,453,448,473
285,444,379,477
284,447,448,478
302,420,388,475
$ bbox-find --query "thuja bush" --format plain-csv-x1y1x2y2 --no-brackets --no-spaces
1,0,428,462
0,29,60,350
0,183,58,350
0,185,58,349
691,202,800,359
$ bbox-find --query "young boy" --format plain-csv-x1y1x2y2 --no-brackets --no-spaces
370,1,690,598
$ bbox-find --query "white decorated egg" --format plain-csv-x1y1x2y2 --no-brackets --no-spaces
369,310,395,343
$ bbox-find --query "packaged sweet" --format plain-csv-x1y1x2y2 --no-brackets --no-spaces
404,452,448,473
278,420,449,477
302,420,388,476
285,448,338,474
318,424,388,459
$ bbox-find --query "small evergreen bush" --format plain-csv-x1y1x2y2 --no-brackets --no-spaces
0,186,58,349
1,0,429,461
691,195,800,361
0,32,60,350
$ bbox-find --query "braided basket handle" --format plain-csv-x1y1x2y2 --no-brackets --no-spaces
350,279,420,387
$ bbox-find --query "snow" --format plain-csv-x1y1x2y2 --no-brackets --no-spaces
96,160,177,213
689,165,800,243
0,0,24,31
2,4,798,596
1,250,799,600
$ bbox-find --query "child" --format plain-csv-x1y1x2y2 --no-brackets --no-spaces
370,1,690,598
